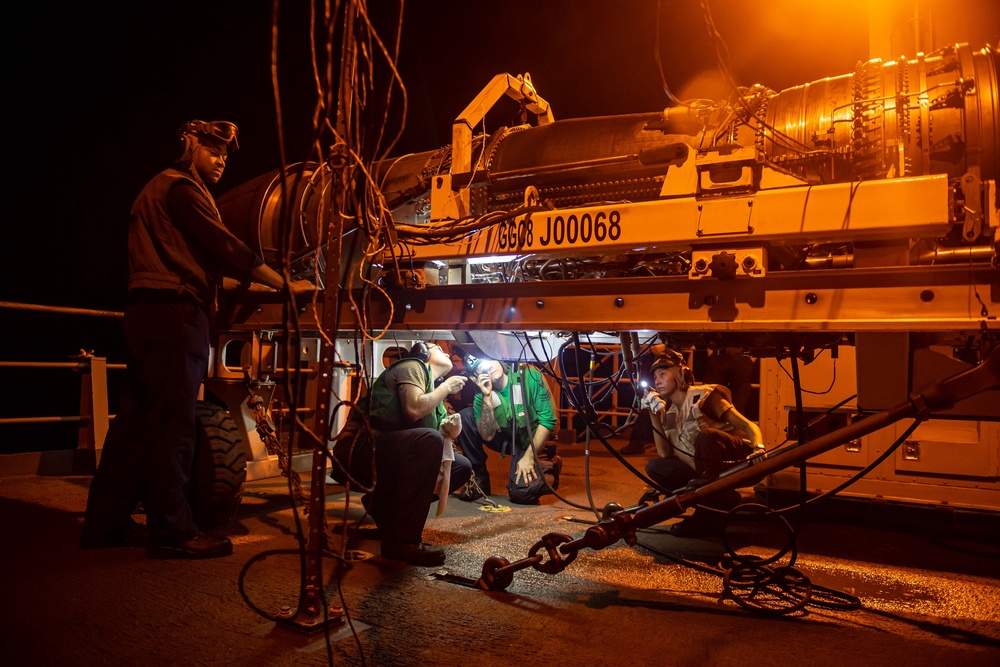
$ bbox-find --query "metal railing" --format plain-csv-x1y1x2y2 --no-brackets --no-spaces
1,301,125,456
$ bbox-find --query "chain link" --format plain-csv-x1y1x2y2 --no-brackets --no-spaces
477,532,578,590
248,392,368,552
527,533,577,574
248,394,310,509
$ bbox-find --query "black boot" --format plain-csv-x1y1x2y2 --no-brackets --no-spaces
619,440,647,455
668,509,726,538
548,455,562,491
457,465,491,501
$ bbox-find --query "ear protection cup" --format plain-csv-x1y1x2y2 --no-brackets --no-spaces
174,134,196,162
409,341,430,363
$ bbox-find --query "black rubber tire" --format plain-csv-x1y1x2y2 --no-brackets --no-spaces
190,400,247,530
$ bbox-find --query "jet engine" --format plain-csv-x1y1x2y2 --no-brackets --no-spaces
218,42,997,295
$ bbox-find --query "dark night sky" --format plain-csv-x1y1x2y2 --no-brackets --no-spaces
5,0,874,319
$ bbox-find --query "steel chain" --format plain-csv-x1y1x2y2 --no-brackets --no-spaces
247,394,310,509
248,394,366,554
477,532,578,591
527,532,577,574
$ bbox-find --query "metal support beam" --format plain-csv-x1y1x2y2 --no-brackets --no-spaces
342,265,999,334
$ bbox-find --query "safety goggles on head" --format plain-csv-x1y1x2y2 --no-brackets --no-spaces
179,120,240,151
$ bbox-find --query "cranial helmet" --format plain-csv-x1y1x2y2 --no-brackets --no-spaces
177,120,239,150
409,341,431,363
649,348,686,373
464,353,508,376
174,120,239,164
464,354,481,372
649,347,694,387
